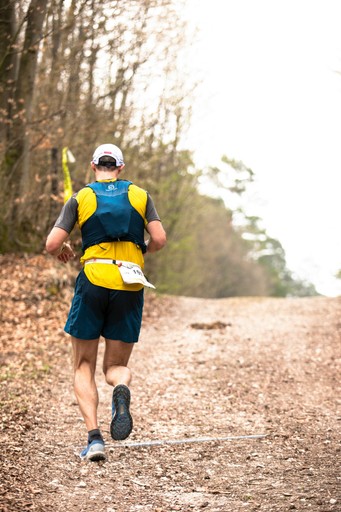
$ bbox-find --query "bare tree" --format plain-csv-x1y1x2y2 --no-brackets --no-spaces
0,0,48,241
0,0,192,250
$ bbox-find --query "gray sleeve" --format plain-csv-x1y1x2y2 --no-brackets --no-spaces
54,196,78,233
146,193,161,223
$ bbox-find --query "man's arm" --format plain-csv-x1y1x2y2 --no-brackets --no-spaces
46,227,75,263
46,196,78,262
146,220,167,253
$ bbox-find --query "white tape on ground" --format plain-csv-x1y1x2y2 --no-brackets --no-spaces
118,434,267,448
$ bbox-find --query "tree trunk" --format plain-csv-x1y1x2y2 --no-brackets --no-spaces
2,0,48,232
0,0,18,147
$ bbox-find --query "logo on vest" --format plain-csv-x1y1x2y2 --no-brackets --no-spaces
106,184,117,191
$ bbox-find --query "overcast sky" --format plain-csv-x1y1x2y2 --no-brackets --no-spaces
181,0,341,296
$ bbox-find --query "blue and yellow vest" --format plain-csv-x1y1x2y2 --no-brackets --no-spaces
81,180,147,254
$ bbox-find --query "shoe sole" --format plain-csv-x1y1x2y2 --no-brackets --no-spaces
80,442,106,462
87,451,106,462
110,385,133,440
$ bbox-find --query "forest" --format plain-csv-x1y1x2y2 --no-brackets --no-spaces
0,0,317,297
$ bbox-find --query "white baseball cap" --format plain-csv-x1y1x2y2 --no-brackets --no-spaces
92,144,124,166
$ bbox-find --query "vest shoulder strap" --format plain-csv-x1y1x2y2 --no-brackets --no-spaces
86,179,132,191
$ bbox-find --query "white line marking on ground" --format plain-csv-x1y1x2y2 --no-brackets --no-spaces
118,434,268,448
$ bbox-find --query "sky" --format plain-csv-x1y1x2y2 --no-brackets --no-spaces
180,0,341,296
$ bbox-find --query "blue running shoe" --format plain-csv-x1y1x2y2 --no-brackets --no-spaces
80,439,106,461
110,384,133,440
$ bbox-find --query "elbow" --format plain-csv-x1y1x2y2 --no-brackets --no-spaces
147,232,167,252
45,237,59,255
45,227,69,255
160,233,167,249
156,232,167,250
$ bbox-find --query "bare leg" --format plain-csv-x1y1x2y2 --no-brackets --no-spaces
103,339,134,386
103,339,135,440
71,337,99,431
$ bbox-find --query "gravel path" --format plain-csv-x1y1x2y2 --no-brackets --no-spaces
0,257,340,512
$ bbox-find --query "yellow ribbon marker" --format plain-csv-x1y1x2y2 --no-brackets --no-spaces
62,147,75,203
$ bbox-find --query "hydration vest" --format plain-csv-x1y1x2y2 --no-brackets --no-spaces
81,180,147,253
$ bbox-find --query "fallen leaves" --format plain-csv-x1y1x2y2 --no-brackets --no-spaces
0,255,340,511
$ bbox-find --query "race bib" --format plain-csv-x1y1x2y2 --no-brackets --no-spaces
117,262,156,289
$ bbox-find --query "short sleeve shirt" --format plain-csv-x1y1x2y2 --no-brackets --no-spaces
54,179,161,290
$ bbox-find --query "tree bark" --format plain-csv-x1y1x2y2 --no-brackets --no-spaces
0,0,18,148
2,0,48,227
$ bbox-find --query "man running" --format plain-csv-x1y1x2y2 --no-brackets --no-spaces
46,143,166,461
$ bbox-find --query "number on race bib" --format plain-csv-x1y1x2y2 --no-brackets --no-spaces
117,262,155,289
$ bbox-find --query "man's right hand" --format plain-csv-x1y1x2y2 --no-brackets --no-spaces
57,242,75,263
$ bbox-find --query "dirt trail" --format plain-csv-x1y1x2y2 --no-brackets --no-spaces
0,257,340,512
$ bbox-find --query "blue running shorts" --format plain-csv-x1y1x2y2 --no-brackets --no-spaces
64,270,144,342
